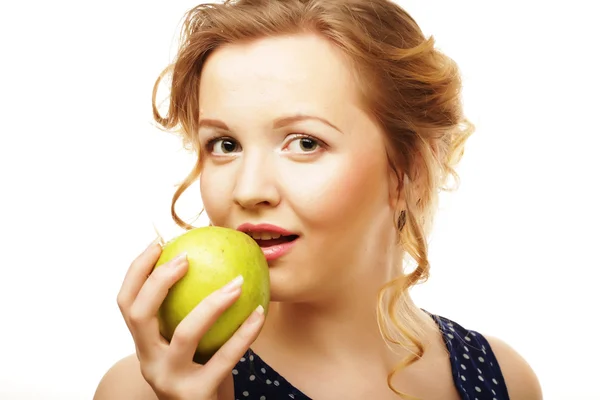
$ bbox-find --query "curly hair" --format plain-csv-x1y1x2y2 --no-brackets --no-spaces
152,0,473,397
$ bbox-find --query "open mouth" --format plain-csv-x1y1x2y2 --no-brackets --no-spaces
236,223,300,261
246,232,299,248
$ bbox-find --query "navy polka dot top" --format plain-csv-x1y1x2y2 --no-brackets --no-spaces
233,312,510,399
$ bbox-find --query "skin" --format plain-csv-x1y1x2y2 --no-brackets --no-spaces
197,33,449,399
94,34,543,400
198,34,400,308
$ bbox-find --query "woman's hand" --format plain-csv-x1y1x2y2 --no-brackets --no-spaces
116,239,265,400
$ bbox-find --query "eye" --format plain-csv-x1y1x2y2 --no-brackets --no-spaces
285,135,323,153
206,137,241,155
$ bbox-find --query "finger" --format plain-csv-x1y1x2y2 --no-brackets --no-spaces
202,304,265,386
166,275,244,364
127,253,189,354
117,239,163,311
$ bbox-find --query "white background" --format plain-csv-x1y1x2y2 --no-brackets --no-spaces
1,1,598,399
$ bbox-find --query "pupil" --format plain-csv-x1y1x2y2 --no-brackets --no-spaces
222,140,236,153
300,138,316,151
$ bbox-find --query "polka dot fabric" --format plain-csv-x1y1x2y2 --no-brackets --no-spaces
430,313,510,400
233,313,509,399
232,350,307,400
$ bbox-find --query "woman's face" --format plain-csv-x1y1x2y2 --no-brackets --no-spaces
198,33,398,302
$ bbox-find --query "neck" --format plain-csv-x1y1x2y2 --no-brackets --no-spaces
256,258,432,369
267,289,384,359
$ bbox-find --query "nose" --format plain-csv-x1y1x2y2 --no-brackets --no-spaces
232,152,280,210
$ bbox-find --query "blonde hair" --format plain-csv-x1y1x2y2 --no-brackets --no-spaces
152,0,473,397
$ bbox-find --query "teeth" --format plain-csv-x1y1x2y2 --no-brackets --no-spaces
249,232,281,240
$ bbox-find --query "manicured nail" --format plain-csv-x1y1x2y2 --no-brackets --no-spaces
221,275,244,293
171,252,188,266
246,305,264,324
147,237,161,250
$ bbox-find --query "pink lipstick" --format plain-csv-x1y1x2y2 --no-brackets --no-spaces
237,223,299,262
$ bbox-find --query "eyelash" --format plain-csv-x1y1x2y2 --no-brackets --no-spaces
285,133,327,151
204,135,238,154
203,133,327,154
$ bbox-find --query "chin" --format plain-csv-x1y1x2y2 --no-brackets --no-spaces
265,269,290,302
265,267,309,303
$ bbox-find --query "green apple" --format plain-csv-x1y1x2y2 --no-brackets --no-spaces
153,226,270,363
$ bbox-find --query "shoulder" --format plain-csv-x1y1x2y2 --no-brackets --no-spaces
483,334,543,400
428,312,542,400
93,353,158,400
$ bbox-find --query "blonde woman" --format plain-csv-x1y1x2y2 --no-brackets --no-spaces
95,1,542,399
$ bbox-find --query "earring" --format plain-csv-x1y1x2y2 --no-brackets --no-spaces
397,210,406,232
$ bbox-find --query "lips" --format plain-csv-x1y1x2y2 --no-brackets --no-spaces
250,235,298,248
244,230,298,246
236,223,299,262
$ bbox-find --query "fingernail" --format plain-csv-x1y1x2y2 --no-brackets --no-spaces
246,305,264,324
147,237,161,250
171,252,188,266
221,275,244,293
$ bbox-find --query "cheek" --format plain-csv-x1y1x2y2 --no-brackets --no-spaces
199,167,233,223
286,154,389,230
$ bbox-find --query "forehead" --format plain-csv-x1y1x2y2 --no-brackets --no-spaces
198,34,362,122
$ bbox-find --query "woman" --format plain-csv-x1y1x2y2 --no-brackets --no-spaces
95,0,542,399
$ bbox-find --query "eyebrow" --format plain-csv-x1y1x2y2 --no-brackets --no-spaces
273,114,342,133
198,119,229,131
198,114,343,133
